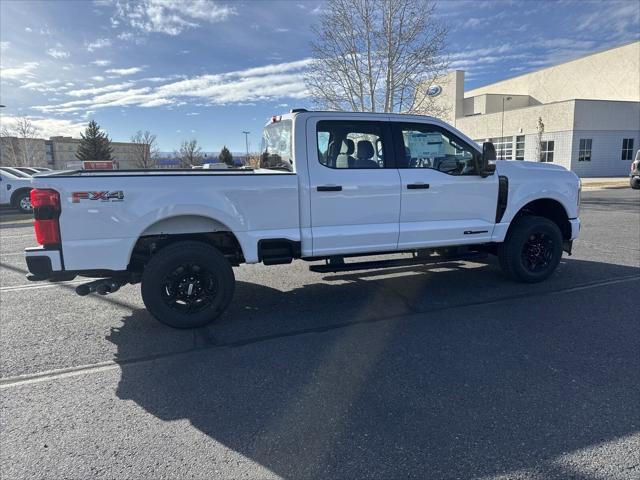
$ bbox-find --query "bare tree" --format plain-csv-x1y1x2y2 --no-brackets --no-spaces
0,117,42,166
536,116,545,162
176,139,203,168
305,0,448,114
131,130,159,169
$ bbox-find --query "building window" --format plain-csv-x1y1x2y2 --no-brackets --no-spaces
490,136,513,160
578,138,592,162
540,140,554,162
622,138,634,160
515,135,525,160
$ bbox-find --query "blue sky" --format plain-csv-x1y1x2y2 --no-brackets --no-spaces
1,0,638,152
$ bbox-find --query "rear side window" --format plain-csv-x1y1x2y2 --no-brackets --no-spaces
260,119,293,171
317,121,388,169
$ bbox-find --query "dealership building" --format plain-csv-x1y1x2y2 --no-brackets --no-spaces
0,135,144,170
422,41,640,177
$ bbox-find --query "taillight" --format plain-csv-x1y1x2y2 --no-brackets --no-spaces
30,189,61,246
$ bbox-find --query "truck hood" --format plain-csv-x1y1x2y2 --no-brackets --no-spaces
495,160,580,184
495,160,568,174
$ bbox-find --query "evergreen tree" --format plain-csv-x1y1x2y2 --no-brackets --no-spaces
219,146,234,166
76,120,113,161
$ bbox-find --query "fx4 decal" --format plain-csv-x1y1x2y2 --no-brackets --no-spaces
72,191,125,203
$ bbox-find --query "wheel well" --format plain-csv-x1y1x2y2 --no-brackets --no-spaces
512,198,571,240
128,231,244,274
10,188,31,206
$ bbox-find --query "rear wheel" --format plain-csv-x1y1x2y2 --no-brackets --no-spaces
630,177,640,190
141,241,235,328
498,215,563,283
15,191,33,214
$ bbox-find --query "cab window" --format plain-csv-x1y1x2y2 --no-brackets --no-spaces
394,123,479,175
260,119,293,171
317,121,387,169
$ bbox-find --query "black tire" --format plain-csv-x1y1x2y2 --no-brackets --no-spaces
141,241,235,328
14,190,33,214
497,215,563,283
630,177,640,190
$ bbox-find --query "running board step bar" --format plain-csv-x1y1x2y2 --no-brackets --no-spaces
309,252,488,273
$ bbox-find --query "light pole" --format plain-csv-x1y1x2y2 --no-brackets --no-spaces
500,96,512,159
242,131,250,162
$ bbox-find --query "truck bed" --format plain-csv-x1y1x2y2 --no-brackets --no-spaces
30,169,301,270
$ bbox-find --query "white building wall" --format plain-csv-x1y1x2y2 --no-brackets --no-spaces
466,41,640,104
544,131,574,171
570,130,640,177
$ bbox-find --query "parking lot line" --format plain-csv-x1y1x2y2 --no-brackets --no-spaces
0,232,34,239
0,279,87,293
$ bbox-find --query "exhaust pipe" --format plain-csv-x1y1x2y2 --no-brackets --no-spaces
96,280,121,295
75,278,124,296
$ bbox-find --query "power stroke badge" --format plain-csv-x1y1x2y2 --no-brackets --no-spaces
72,191,125,203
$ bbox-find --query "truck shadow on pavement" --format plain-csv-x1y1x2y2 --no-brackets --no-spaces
108,258,640,479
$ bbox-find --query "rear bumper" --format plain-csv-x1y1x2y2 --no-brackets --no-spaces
25,246,130,282
25,247,62,278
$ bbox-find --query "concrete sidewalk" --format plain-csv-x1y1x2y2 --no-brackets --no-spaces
580,177,631,190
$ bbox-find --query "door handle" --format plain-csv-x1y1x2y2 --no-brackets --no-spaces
317,185,342,192
407,183,430,189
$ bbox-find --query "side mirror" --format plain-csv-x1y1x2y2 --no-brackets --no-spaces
480,142,497,177
482,142,497,162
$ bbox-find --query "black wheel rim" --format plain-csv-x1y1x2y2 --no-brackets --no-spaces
521,232,555,273
161,263,218,313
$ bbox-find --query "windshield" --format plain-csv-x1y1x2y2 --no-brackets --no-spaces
260,119,293,171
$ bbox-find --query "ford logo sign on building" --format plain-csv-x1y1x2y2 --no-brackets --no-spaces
426,85,442,97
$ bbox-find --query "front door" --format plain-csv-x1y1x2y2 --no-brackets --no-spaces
306,118,401,256
391,122,498,249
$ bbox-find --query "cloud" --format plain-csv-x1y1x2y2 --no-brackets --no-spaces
46,48,70,59
576,1,639,38
0,41,9,51
113,0,236,35
462,18,482,28
65,82,136,97
35,58,312,114
92,75,106,81
105,67,144,76
1,115,86,138
1,62,39,80
86,38,112,52
91,59,111,66
538,38,596,50
19,79,63,93
24,27,33,32
186,112,199,116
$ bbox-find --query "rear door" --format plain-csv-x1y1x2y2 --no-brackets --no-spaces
391,121,498,249
306,117,401,256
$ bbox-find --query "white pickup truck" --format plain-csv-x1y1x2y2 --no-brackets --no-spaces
25,110,581,328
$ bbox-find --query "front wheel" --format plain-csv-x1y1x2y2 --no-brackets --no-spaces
630,177,640,190
498,216,563,283
141,241,235,328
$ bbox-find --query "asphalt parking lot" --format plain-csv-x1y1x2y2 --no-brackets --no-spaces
1,188,639,480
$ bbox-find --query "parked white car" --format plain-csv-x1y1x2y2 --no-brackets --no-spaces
24,110,581,328
0,170,33,213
